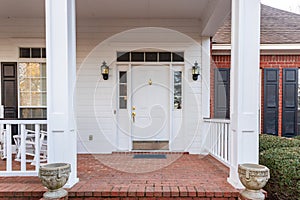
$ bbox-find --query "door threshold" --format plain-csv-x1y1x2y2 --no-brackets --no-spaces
132,140,169,150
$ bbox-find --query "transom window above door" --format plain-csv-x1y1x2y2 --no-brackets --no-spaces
116,51,184,62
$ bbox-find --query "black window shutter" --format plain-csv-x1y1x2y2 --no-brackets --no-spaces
263,69,279,135
214,68,230,119
282,68,298,137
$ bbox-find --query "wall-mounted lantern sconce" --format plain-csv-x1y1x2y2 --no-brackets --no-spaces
192,61,200,81
101,61,109,80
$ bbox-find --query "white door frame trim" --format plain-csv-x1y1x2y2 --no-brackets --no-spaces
116,62,185,151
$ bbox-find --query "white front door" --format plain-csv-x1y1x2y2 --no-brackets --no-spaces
131,65,170,142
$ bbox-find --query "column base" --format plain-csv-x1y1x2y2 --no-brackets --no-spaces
64,177,79,188
227,165,244,189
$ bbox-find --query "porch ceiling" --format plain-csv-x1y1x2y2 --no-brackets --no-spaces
0,0,230,36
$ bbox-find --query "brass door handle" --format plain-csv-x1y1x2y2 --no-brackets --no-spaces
132,112,136,123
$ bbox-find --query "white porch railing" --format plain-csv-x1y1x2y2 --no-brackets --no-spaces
0,119,47,176
203,118,231,166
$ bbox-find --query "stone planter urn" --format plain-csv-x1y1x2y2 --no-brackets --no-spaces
238,163,270,200
39,163,71,199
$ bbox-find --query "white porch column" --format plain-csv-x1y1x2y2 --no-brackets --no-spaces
201,37,211,118
228,0,261,188
46,0,78,187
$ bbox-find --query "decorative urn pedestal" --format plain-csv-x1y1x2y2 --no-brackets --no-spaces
39,163,71,199
238,163,270,200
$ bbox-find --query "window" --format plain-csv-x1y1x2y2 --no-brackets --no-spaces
131,52,144,62
174,71,182,109
116,51,184,62
19,47,46,58
19,62,47,118
119,71,127,109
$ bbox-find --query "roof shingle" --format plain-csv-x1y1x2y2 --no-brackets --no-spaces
212,4,300,44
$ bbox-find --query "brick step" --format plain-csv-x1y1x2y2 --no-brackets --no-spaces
0,189,240,200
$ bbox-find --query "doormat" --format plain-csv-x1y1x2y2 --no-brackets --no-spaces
133,154,166,159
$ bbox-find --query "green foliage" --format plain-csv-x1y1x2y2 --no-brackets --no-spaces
294,135,300,140
259,134,300,200
259,134,300,152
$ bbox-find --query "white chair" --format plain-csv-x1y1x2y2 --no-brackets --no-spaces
13,129,47,164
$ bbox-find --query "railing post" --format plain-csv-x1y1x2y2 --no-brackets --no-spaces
20,124,26,171
34,124,41,170
5,124,12,172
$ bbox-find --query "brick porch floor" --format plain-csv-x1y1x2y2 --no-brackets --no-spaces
0,153,239,199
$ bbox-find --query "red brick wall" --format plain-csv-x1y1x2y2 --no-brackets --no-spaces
211,55,300,136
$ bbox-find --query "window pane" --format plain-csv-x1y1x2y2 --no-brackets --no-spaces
119,97,127,109
145,52,157,62
20,48,30,58
172,52,184,62
174,96,182,109
119,85,127,96
29,63,40,77
119,71,127,83
40,63,46,77
131,52,144,62
42,48,46,58
31,48,41,58
20,92,31,106
20,108,31,118
32,108,44,118
31,92,42,106
19,63,29,78
19,78,30,92
41,78,47,91
117,52,130,62
174,71,182,83
174,85,182,96
119,71,127,109
31,78,41,91
159,52,171,62
42,92,47,106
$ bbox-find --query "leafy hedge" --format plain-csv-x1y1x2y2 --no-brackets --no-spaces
259,134,300,200
259,134,300,152
294,135,300,140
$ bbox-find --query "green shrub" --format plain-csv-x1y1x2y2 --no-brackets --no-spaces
259,134,300,152
260,147,300,200
294,135,300,140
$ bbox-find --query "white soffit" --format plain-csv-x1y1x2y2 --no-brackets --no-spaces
0,0,210,19
0,0,230,37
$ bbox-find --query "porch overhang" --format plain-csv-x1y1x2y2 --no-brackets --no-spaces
0,0,231,37
0,0,261,191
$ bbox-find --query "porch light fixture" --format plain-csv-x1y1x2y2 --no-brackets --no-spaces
192,61,200,81
101,61,109,80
